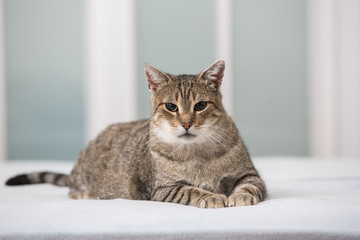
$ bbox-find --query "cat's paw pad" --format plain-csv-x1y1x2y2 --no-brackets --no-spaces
199,194,228,208
228,192,258,207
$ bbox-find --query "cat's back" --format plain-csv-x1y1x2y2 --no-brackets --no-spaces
79,119,149,163
96,119,149,150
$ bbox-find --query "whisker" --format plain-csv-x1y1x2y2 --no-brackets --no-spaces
200,130,226,148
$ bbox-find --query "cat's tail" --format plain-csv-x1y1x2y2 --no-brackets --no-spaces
5,172,69,187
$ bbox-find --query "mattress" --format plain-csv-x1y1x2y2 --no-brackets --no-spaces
1,157,359,240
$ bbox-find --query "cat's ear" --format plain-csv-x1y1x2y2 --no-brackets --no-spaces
144,64,171,92
198,60,225,90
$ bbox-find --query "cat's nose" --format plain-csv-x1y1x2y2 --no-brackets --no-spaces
181,121,192,130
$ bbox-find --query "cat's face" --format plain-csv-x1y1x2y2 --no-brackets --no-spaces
145,60,226,146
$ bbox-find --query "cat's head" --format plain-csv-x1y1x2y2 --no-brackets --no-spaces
145,60,229,146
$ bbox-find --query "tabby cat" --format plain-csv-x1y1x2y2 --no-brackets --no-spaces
6,60,267,208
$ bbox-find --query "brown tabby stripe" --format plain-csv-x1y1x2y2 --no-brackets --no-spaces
159,185,215,207
162,186,182,202
39,172,50,183
210,102,222,111
153,103,162,114
255,182,267,200
241,183,266,201
187,81,193,100
195,191,211,205
184,189,192,205
174,190,185,204
168,186,183,202
232,174,259,191
178,81,184,99
242,186,257,197
54,174,67,186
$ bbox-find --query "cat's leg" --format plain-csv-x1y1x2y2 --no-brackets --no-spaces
151,185,228,208
228,175,267,207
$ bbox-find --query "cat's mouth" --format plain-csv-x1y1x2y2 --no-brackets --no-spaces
178,132,197,139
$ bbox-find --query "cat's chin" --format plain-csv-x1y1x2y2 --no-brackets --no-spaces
175,135,199,145
175,133,199,145
178,133,197,139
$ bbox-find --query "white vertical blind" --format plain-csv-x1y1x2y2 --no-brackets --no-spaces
84,0,137,141
308,0,338,158
338,0,360,158
0,0,6,162
215,0,234,117
308,0,360,158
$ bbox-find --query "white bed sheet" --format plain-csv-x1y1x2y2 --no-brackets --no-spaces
0,157,359,240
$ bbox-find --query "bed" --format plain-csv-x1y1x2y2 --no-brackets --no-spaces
1,157,359,240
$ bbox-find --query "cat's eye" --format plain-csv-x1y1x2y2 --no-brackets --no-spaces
165,103,178,112
194,101,207,111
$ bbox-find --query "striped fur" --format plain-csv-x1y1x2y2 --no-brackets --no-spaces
6,172,68,187
5,60,267,208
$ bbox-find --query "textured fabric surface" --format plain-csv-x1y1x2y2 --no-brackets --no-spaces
1,157,360,240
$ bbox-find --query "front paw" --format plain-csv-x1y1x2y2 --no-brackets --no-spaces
199,194,228,208
228,192,258,207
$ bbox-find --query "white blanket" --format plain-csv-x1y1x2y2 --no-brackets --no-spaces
1,157,360,240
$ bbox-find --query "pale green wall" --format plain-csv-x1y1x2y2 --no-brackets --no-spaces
137,0,216,119
137,0,308,156
5,0,307,160
5,0,84,160
233,0,308,155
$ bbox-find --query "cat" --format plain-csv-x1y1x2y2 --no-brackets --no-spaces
6,60,267,208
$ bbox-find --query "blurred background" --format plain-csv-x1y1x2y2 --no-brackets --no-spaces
0,0,359,161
